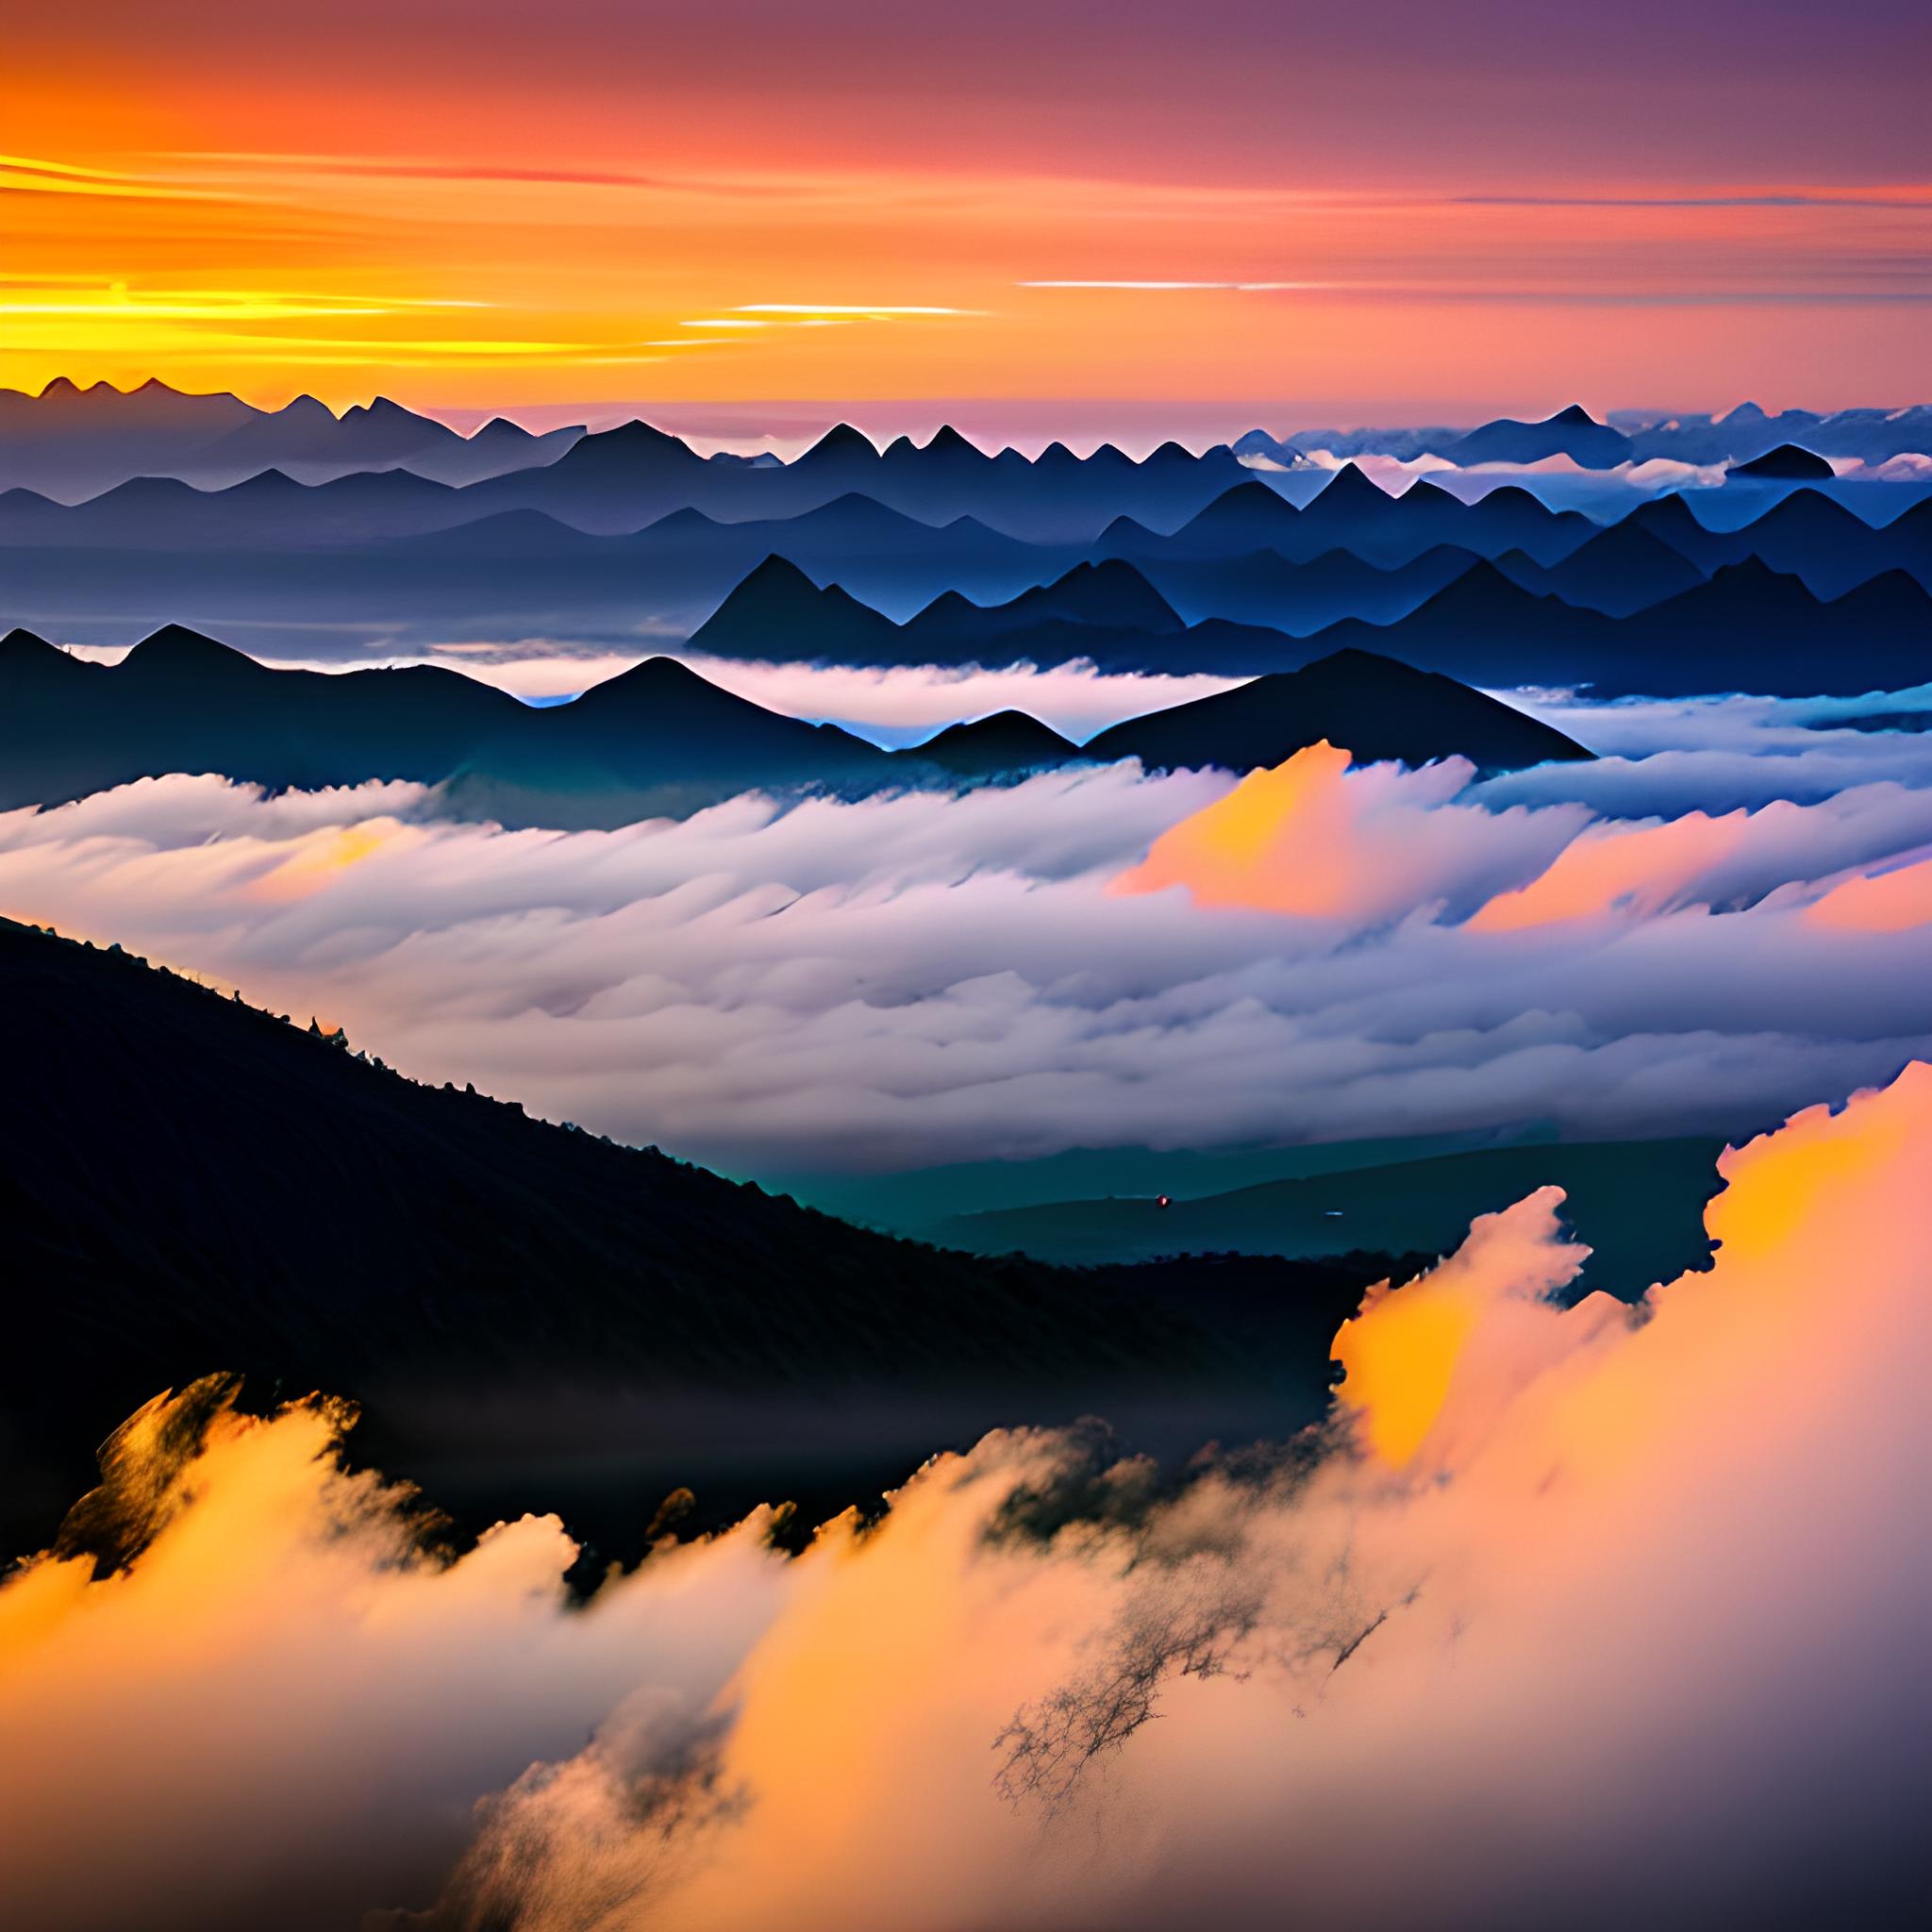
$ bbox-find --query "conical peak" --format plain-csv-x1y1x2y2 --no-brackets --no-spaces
1201,479,1294,513
924,424,983,457
804,422,877,460
731,554,823,596
1311,462,1391,505
584,417,686,451
119,624,257,675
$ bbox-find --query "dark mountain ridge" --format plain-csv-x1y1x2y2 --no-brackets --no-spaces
683,552,1304,673
912,710,1082,775
1307,555,1932,695
0,912,1403,1559
0,619,1590,825
1084,647,1591,774
0,622,891,818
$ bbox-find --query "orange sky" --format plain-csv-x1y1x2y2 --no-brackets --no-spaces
5,2,1928,418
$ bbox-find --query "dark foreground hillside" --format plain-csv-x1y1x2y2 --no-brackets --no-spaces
0,916,1403,1561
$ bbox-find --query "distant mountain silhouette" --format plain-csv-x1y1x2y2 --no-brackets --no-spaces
908,559,1184,640
353,493,1076,628
1307,557,1932,695
0,464,472,549
1624,488,1931,596
0,912,1401,1558
511,651,891,797
0,616,1590,827
0,622,887,819
1619,403,1932,467
1083,647,1591,773
1228,423,1470,466
1161,477,1306,548
0,623,518,807
1729,443,1836,482
684,552,1291,674
1132,468,1601,570
1619,491,1753,575
1094,540,1478,634
913,710,1080,776
0,409,1265,550
686,555,908,660
1491,519,1707,616
927,1139,1722,1298
0,378,579,497
8,379,1927,523
1436,405,1634,471
5,400,1924,678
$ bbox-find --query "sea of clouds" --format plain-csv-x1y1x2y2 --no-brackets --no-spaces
3,1063,1924,1929
1,699,1928,1174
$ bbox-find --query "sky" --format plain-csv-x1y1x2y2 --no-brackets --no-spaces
4,0,1930,424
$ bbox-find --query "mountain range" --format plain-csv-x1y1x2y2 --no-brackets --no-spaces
1304,557,1932,696
0,377,585,499
0,619,1589,824
12,385,1930,509
679,544,1932,696
3,390,1927,695
5,473,1927,700
0,407,1257,544
1234,399,1932,470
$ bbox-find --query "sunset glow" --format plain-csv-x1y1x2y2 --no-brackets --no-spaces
6,2,1928,419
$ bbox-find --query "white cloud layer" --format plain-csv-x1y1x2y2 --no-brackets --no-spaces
1,709,1928,1173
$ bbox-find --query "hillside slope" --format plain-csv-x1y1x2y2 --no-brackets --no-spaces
0,916,1396,1556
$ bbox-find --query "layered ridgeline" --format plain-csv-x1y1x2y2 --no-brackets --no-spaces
0,408,1254,541
0,913,1407,1562
0,377,586,498
1233,398,1932,468
0,621,1589,823
5,429,1926,688
677,537,1932,696
8,384,1930,503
